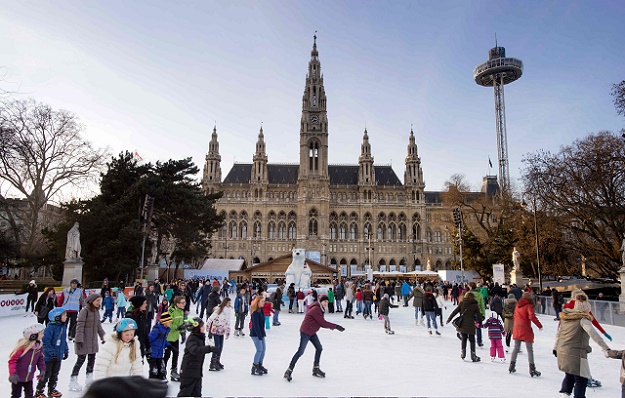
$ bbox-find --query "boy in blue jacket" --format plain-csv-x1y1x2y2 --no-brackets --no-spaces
35,308,68,398
101,290,115,323
148,312,173,381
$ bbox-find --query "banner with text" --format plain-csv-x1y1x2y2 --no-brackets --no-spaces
0,293,27,317
492,264,505,285
184,269,230,281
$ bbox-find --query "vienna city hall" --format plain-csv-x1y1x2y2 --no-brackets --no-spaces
202,37,495,276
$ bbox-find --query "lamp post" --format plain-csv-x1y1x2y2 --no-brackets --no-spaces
523,197,543,292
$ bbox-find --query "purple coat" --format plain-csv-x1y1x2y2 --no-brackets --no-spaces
8,342,45,382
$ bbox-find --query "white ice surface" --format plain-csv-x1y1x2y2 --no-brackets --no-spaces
1,300,622,397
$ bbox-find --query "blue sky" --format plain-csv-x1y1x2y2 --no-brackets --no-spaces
1,1,623,197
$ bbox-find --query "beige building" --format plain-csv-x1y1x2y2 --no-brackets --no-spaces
202,37,496,276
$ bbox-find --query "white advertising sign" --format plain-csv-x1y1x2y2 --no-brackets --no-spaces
340,265,347,277
389,265,396,272
379,265,387,273
0,293,28,317
399,266,407,273
492,263,505,285
184,269,230,281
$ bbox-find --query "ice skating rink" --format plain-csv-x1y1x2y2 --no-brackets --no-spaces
1,301,622,397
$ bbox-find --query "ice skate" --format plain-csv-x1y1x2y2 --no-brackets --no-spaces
490,356,495,362
68,376,82,392
387,329,395,334
312,365,325,378
529,363,541,377
251,363,264,376
284,366,293,382
499,357,507,364
209,360,220,371
258,362,268,374
85,373,93,386
587,378,602,387
435,330,441,336
471,352,481,362
234,330,239,337
35,390,46,398
48,389,63,397
508,360,516,373
460,349,466,360
170,369,180,382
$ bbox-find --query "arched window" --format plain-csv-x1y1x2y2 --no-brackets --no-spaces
349,223,357,240
309,219,318,236
268,222,276,239
288,222,297,239
230,222,237,239
363,223,371,239
309,141,319,171
330,223,337,240
240,222,247,239
377,225,384,241
253,221,262,238
434,231,441,242
277,222,286,239
339,223,347,240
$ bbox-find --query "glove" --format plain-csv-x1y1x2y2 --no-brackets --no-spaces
607,349,619,358
8,374,19,384
101,340,106,345
146,347,152,360
335,325,345,332
605,349,612,358
177,324,188,331
553,349,557,357
51,354,59,361
604,332,612,342
63,352,69,360
75,342,83,351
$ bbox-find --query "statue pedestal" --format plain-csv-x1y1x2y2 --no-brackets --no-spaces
145,265,160,282
62,260,84,286
510,269,523,286
619,267,625,314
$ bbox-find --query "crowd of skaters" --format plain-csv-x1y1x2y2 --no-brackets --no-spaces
8,277,625,398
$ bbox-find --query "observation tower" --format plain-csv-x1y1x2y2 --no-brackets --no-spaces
474,46,523,192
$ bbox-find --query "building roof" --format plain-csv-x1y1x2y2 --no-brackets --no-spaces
223,163,402,186
200,258,245,271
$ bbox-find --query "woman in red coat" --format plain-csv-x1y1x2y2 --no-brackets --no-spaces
509,292,543,377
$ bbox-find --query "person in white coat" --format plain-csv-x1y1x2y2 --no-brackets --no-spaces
93,319,142,380
207,297,233,371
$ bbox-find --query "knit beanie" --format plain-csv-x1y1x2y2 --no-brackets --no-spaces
159,313,173,324
86,294,101,304
130,295,147,309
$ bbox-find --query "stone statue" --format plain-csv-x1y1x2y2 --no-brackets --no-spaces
285,248,312,290
426,258,432,271
65,222,81,260
512,247,521,271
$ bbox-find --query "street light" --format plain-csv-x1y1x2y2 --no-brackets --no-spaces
522,197,543,292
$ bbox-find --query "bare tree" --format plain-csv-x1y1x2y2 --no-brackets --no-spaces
522,131,625,279
0,99,107,259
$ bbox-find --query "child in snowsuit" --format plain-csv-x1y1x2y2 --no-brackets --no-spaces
148,312,172,381
93,318,142,380
177,318,216,397
262,298,274,329
483,312,506,363
36,309,69,398
9,324,46,398
101,291,115,323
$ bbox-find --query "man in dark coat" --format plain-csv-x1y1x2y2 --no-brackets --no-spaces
198,281,212,318
283,295,345,381
205,286,221,320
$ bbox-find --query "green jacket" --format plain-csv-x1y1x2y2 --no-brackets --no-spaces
166,305,186,342
465,289,485,317
327,290,335,302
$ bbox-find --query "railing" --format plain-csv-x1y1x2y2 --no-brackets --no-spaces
534,296,624,327
473,57,523,78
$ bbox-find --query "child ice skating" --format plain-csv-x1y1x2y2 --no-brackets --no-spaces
35,309,69,398
177,318,216,397
101,291,114,323
378,293,398,334
9,324,46,398
483,312,506,363
148,312,172,381
207,298,233,371
93,318,142,380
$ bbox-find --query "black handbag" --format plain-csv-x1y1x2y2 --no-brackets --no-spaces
452,307,467,331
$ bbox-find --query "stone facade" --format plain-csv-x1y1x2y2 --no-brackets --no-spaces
202,37,491,276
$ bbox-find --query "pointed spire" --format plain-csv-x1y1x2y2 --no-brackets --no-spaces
311,32,318,58
259,122,264,139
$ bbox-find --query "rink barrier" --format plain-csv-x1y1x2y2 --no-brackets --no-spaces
0,293,28,317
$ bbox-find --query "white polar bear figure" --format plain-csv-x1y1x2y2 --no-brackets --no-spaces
285,248,312,290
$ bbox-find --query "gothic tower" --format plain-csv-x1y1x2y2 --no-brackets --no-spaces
358,128,376,202
250,125,268,199
404,127,425,201
297,35,330,247
202,125,222,194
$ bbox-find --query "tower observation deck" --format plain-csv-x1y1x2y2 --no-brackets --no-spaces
474,46,523,192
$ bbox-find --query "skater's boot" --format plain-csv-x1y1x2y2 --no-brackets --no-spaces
68,376,83,392
258,362,268,374
209,359,220,371
312,365,325,378
461,349,466,360
508,360,516,374
48,389,63,397
170,369,180,382
35,389,47,398
85,373,93,386
251,363,264,376
217,358,225,370
471,352,481,362
529,363,541,377
284,365,294,382
234,330,239,337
